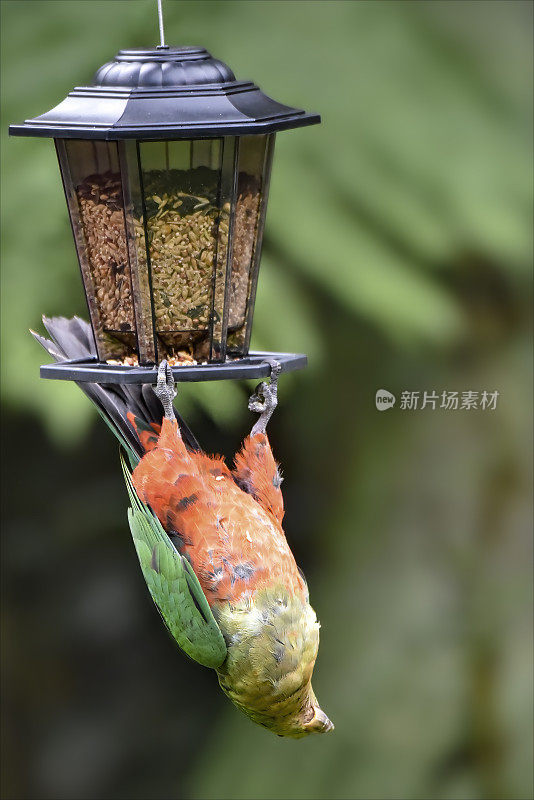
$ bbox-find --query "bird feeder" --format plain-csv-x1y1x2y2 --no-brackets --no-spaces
10,45,319,383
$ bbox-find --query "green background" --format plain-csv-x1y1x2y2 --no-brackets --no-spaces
1,2,532,799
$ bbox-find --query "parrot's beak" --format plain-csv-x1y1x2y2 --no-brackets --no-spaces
305,705,334,734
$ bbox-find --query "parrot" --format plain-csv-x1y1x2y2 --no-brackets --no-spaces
33,316,333,738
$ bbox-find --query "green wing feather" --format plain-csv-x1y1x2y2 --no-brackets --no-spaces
120,454,227,669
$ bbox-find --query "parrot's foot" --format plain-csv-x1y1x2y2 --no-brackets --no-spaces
154,360,177,420
249,359,281,436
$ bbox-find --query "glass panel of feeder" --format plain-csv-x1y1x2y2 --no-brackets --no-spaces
209,136,238,363
57,139,136,361
227,134,275,356
118,140,156,365
139,139,224,363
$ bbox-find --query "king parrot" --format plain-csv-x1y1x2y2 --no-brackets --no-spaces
34,316,333,738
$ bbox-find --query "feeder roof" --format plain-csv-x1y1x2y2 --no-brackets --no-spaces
9,46,320,139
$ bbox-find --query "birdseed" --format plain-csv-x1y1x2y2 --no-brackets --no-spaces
228,174,261,329
75,172,135,332
75,167,261,361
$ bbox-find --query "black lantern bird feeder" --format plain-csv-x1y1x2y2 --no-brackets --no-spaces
7,10,338,740
10,19,319,384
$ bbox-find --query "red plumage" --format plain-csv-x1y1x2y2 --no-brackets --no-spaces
130,418,306,607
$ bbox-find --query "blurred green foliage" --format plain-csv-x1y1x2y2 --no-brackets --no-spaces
1,2,532,800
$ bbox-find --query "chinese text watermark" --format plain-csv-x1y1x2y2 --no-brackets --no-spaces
375,389,499,411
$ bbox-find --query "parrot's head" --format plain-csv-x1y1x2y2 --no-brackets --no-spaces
215,586,334,738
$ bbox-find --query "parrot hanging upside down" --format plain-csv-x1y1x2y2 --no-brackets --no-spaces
34,316,333,738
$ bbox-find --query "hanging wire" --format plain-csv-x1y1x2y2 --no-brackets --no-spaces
156,0,166,48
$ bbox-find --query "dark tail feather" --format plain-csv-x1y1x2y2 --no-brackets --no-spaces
32,316,201,461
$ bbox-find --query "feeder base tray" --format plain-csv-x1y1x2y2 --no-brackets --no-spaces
40,351,307,384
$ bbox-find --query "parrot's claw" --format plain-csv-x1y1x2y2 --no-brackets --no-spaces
250,359,281,436
154,360,177,420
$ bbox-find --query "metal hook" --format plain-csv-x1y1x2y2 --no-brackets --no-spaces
156,0,168,49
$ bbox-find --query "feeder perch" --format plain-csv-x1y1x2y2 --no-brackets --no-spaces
10,45,319,382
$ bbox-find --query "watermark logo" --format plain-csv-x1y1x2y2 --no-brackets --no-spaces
375,389,396,411
375,389,500,411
